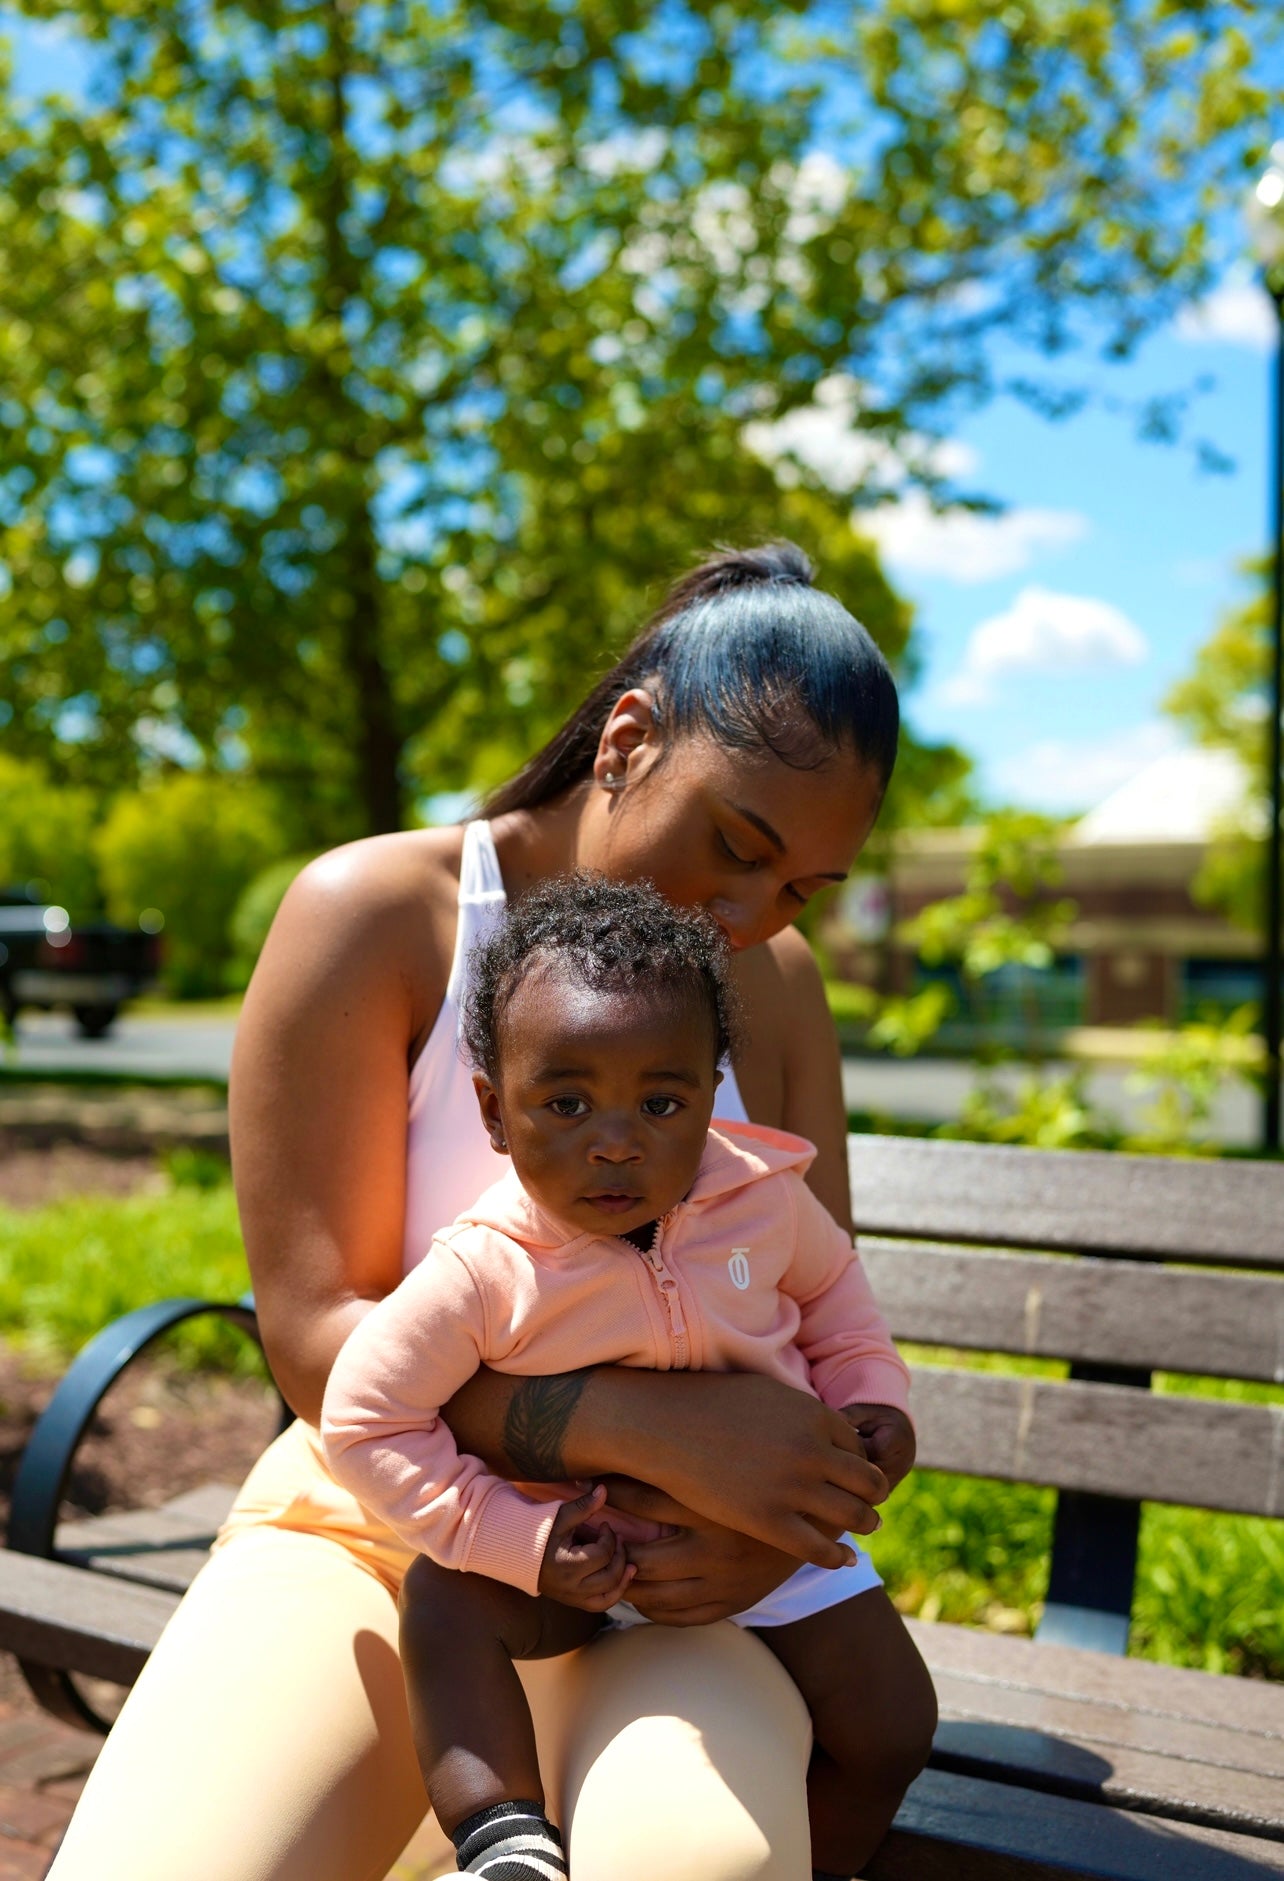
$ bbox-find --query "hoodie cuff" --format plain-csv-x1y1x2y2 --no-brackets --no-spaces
459,1483,562,1595
820,1358,913,1427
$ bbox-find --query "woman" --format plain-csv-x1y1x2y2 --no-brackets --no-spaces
49,542,936,1881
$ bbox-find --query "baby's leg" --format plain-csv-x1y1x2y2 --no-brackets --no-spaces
756,1587,937,1878
398,1553,604,1874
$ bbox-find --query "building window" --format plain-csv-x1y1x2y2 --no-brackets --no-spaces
915,957,1085,1033
1180,958,1263,1022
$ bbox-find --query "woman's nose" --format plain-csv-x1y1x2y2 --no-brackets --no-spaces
707,891,775,952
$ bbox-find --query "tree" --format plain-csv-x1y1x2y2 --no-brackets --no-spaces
1164,562,1268,931
0,1,1277,835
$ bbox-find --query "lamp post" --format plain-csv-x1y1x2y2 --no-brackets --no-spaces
1247,146,1284,1152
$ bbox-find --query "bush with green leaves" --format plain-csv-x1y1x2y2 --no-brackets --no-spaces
95,775,286,997
227,853,318,988
0,756,103,919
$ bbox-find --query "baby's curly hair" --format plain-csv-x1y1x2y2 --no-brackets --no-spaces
462,872,741,1082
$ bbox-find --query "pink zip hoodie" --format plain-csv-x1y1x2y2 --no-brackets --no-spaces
321,1121,910,1598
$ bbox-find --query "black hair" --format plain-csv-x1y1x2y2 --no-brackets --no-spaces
484,540,899,816
462,872,741,1083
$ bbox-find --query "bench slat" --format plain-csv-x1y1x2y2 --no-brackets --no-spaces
862,1244,1284,1383
871,1768,1284,1880
55,1485,240,1595
850,1136,1284,1268
0,1550,175,1685
911,1370,1284,1515
907,1619,1284,1737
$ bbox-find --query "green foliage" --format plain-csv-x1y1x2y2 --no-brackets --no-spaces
0,754,102,917
227,852,317,988
868,1469,1284,1679
1164,562,1267,932
94,775,285,996
905,811,1075,984
0,2,1277,835
938,1068,1116,1150
1122,1006,1262,1153
0,1179,254,1372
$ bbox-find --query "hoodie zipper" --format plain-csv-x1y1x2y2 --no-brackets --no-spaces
636,1212,689,1368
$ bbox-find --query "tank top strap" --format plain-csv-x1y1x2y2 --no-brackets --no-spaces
445,821,508,1004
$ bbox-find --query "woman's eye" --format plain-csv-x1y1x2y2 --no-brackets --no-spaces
549,1096,588,1118
642,1096,681,1118
717,830,756,868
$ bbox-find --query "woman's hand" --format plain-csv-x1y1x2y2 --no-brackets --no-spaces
599,1479,804,1627
841,1404,916,1496
587,1370,889,1568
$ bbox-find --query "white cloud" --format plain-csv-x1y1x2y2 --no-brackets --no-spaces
862,491,1087,584
1174,272,1276,351
743,375,976,501
939,587,1148,707
989,721,1180,814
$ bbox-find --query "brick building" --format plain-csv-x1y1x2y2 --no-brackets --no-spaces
835,748,1263,1031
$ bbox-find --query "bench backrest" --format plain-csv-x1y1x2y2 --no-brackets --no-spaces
847,1135,1284,1651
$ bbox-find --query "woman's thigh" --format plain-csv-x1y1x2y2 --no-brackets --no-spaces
48,1530,813,1881
539,1621,813,1881
47,1525,434,1881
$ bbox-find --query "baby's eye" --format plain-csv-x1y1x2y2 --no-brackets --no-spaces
549,1096,588,1118
641,1096,681,1118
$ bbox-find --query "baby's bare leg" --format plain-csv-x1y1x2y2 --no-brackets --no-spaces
398,1552,604,1834
756,1587,937,1876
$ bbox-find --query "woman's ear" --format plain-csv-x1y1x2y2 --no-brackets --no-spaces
593,688,661,792
472,1073,509,1154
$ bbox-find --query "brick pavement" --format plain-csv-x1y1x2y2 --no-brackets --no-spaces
0,1672,98,1880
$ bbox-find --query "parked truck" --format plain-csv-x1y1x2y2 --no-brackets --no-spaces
0,891,162,1037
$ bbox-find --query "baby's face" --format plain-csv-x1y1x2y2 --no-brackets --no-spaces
475,965,720,1240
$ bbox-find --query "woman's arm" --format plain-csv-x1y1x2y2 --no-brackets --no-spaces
229,840,454,1423
736,924,852,1231
445,1365,888,1567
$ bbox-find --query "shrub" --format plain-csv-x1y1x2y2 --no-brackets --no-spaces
95,776,285,996
227,853,317,988
0,756,103,918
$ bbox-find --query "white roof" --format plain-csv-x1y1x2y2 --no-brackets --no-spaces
1071,747,1250,846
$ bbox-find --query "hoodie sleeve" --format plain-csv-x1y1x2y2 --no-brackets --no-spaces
320,1235,559,1596
778,1175,912,1420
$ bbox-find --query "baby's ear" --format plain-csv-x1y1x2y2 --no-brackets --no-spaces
472,1072,510,1155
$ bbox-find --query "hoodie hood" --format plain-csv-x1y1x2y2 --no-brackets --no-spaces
454,1120,817,1251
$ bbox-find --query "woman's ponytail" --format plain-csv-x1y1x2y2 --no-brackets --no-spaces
484,540,897,817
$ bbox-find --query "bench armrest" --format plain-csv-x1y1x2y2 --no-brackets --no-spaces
7,1293,283,1731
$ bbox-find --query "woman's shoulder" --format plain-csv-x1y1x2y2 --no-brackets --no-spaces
253,826,468,1038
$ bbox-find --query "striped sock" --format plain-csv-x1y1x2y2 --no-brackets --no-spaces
452,1800,567,1881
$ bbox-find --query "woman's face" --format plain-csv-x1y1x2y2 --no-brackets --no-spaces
581,700,884,953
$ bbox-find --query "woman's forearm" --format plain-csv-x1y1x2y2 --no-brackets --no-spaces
442,1365,655,1482
444,1365,888,1569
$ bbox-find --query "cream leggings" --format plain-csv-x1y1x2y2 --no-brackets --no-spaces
47,1423,813,1881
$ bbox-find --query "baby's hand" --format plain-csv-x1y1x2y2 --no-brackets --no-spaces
537,1484,636,1611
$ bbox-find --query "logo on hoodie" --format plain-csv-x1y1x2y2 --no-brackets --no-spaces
728,1248,751,1290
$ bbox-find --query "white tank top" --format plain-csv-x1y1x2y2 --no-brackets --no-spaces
402,821,749,1272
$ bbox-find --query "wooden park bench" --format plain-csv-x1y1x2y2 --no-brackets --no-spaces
2,1136,1283,1878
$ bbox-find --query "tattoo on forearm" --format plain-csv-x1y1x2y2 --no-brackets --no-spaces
503,1371,592,1481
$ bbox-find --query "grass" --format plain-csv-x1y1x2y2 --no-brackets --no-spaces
0,1158,254,1372
3,1170,1280,1679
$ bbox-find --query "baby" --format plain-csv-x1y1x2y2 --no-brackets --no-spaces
322,873,911,1881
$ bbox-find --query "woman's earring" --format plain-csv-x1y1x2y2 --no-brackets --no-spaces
602,770,624,791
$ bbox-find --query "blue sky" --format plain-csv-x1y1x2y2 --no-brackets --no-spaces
876,297,1274,814
6,15,1276,818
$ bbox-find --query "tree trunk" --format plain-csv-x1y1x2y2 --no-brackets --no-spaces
342,514,404,835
